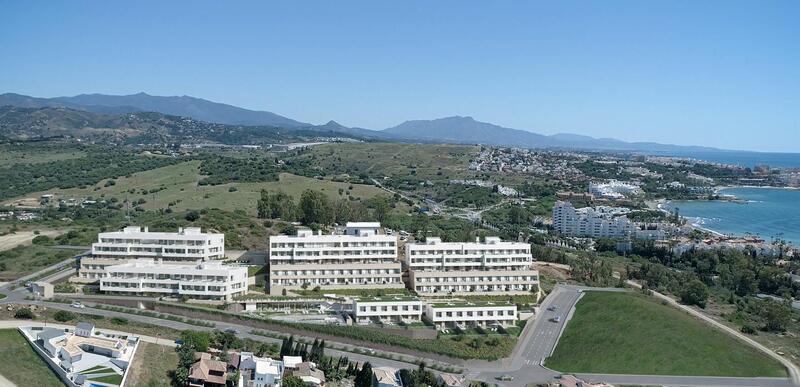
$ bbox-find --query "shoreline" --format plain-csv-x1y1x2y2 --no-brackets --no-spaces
715,185,799,191
652,199,728,238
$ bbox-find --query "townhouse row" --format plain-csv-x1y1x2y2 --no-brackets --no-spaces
352,295,518,329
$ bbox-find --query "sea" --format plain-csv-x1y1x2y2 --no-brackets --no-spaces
663,187,800,245
644,150,800,169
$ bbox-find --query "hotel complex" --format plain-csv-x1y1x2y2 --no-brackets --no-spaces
99,259,248,301
552,201,634,238
267,222,404,294
405,237,539,296
76,226,225,283
352,295,424,325
426,301,518,329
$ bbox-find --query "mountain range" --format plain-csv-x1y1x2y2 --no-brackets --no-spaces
1,92,719,153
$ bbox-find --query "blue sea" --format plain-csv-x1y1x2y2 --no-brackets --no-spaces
664,188,800,245
645,150,800,169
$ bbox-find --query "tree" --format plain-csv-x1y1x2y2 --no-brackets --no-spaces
185,210,200,222
680,279,709,308
53,310,75,322
14,308,35,319
354,362,373,387
280,335,295,357
282,375,306,387
180,330,211,352
760,300,792,332
299,189,332,225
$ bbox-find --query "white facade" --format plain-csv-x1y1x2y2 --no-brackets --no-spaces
552,201,634,238
254,358,284,387
99,259,247,300
352,296,424,324
589,180,642,199
77,226,225,283
268,222,403,294
405,237,539,295
425,302,517,329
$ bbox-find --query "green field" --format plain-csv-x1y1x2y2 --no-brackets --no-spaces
0,329,65,386
0,245,74,281
546,291,787,377
4,160,391,216
123,342,179,387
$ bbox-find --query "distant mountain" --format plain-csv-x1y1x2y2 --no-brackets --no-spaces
0,106,355,145
382,116,719,153
0,92,307,127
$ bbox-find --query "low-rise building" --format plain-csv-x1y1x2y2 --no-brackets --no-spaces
268,222,403,294
372,367,402,387
99,259,247,300
425,301,517,329
76,226,225,283
292,362,326,387
189,352,228,387
352,295,424,324
405,237,539,296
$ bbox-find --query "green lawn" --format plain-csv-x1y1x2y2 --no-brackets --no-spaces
0,329,65,387
546,291,787,377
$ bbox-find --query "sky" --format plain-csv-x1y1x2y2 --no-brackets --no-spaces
1,1,798,152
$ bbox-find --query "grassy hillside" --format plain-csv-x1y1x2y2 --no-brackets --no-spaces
546,291,787,377
4,160,391,216
0,329,66,387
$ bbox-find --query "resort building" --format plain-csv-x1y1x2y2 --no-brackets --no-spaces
552,201,634,238
405,237,539,296
19,323,139,387
76,226,225,284
425,301,517,329
588,180,642,199
99,259,247,301
352,295,424,324
268,222,403,294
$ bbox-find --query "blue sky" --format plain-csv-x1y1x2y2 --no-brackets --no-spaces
1,1,798,152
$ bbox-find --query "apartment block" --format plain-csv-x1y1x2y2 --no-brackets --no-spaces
75,226,225,283
405,237,539,296
352,295,424,324
552,201,634,238
99,259,247,301
268,222,403,294
425,301,517,329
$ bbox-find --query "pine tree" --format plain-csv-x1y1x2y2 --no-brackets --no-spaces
355,362,373,387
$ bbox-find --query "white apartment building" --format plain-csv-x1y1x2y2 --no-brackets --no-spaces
589,180,642,199
405,237,539,296
352,295,424,324
76,226,225,283
552,201,634,238
99,259,247,300
268,222,403,294
425,301,517,329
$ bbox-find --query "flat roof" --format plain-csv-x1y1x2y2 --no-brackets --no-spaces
354,295,421,303
429,300,515,309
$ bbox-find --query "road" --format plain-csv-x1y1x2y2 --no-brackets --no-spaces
2,267,798,386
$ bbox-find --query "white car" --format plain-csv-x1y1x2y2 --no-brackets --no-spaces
70,302,85,309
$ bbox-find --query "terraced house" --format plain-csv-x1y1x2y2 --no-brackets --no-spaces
268,222,403,294
405,236,539,296
75,226,225,283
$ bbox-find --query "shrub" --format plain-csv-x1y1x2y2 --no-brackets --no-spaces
111,317,129,325
14,308,35,319
53,310,75,322
32,235,55,246
228,186,238,192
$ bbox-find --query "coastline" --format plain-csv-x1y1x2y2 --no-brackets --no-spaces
650,199,726,237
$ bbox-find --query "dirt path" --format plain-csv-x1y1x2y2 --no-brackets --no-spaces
0,373,18,387
0,230,61,252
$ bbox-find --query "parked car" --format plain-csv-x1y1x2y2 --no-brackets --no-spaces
551,316,561,323
496,375,514,381
546,306,557,311
224,328,238,335
175,339,185,345
71,302,85,309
